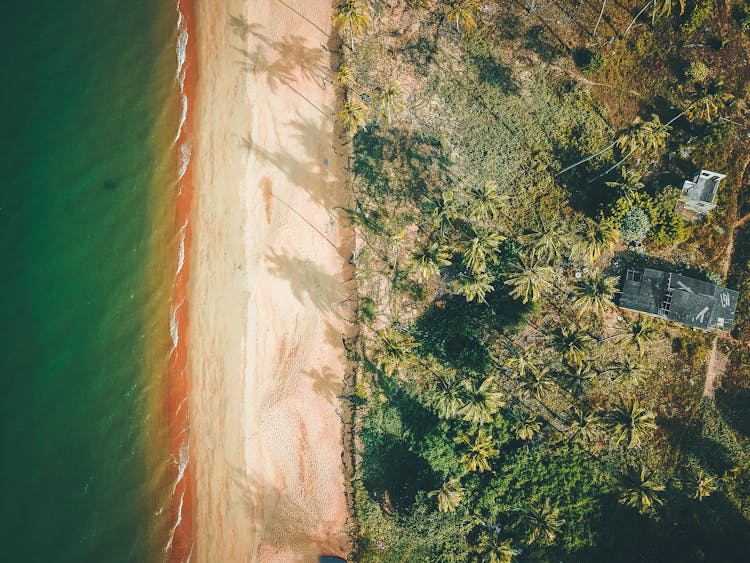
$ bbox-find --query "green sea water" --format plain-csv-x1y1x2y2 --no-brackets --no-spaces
0,2,180,561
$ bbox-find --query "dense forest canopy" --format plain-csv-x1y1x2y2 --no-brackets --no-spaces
332,0,750,560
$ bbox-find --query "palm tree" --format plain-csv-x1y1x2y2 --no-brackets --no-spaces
488,538,521,563
522,499,565,545
551,325,592,367
607,356,645,384
563,361,596,395
423,189,458,238
693,471,717,501
460,429,499,472
371,327,418,376
462,229,504,272
337,95,369,134
574,219,619,263
605,168,645,200
504,254,555,304
504,349,540,380
615,114,671,160
684,81,734,124
621,316,657,355
429,375,464,419
467,181,507,225
333,63,357,88
602,398,657,448
520,223,572,264
455,270,494,303
373,80,405,125
515,413,542,440
651,0,685,23
411,242,451,280
520,366,557,401
567,406,601,447
429,479,466,512
573,273,620,318
443,0,480,34
618,464,665,513
332,0,373,51
459,377,505,424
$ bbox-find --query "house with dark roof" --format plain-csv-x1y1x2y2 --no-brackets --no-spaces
620,267,739,331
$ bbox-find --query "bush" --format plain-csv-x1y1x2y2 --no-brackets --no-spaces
683,0,714,33
687,60,709,83
706,271,723,285
573,47,605,73
610,189,688,246
621,206,651,241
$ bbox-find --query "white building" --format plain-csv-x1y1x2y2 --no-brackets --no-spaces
680,169,726,215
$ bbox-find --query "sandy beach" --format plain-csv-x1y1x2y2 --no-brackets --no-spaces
189,0,352,561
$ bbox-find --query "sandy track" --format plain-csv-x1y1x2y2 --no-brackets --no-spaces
189,0,352,561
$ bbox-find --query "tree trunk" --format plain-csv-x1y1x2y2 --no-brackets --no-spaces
593,0,606,37
623,0,654,38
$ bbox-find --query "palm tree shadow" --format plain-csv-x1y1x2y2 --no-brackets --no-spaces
252,111,339,211
232,26,326,99
304,366,342,404
265,248,344,313
229,15,265,41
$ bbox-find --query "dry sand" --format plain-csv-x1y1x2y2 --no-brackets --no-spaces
189,0,353,561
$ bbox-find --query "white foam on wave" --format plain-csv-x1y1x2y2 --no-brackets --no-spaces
172,438,190,494
163,490,186,554
178,143,192,182
169,299,185,357
176,227,186,275
176,7,188,82
174,93,188,146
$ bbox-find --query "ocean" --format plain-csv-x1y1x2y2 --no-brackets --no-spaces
0,1,187,561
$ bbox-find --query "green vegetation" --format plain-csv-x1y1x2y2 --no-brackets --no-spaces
334,0,750,560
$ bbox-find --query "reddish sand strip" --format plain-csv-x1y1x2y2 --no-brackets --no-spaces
168,0,196,561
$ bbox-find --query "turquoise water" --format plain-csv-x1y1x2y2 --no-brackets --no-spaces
0,2,178,561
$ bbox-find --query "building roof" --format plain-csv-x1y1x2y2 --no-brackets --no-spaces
620,268,739,330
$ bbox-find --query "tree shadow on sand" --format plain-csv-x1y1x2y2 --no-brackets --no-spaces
233,31,327,104
252,111,340,209
265,248,346,313
305,366,342,404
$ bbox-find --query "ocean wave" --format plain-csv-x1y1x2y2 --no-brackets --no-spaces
168,299,184,357
176,7,188,82
172,437,190,494
163,490,185,554
174,93,188,146
177,144,191,182
176,226,186,276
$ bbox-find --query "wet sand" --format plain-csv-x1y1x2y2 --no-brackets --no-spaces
189,0,352,561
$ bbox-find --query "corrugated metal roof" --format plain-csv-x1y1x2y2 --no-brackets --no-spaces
619,268,739,331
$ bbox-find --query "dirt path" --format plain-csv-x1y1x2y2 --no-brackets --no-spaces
736,211,750,229
703,340,718,398
702,157,750,399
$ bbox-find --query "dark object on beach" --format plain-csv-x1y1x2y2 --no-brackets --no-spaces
103,179,120,190
320,557,347,563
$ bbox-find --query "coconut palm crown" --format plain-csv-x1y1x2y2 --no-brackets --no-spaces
602,398,657,448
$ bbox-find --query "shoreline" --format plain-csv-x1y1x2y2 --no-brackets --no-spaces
189,0,354,561
166,0,197,561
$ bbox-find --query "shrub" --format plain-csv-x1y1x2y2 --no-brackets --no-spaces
683,0,714,33
573,47,605,73
706,271,723,285
610,189,688,246
621,206,651,241
687,60,709,83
